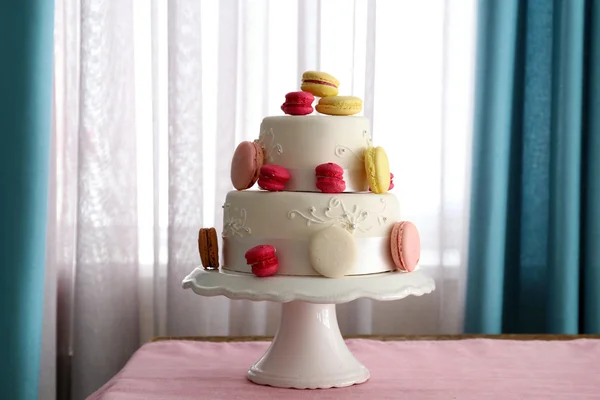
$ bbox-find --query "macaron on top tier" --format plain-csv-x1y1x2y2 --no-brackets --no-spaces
228,71,393,194
301,71,340,98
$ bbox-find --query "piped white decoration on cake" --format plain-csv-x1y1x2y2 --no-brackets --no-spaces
256,128,283,162
287,197,387,234
309,226,358,278
334,130,372,161
222,203,252,238
334,145,364,161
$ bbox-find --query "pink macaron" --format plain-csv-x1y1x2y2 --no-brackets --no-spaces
390,221,420,272
230,141,264,190
281,91,315,116
315,162,346,193
245,245,278,277
258,164,291,191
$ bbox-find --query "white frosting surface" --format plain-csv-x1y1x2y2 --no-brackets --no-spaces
257,116,371,192
222,190,399,276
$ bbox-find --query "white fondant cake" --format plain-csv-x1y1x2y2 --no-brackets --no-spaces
258,116,371,192
210,74,421,279
222,191,398,276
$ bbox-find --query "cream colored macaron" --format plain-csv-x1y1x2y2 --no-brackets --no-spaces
309,226,357,278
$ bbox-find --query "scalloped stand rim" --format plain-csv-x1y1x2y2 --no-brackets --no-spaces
182,266,435,389
182,266,435,304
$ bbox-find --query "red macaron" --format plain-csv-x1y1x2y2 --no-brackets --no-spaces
315,162,346,193
281,91,315,116
245,245,279,277
258,164,291,191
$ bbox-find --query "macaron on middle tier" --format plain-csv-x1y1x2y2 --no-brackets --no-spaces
257,115,371,192
222,190,400,276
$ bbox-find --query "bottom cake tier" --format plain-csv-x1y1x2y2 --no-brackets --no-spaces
221,190,403,277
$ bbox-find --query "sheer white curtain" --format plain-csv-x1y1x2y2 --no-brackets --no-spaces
45,0,476,398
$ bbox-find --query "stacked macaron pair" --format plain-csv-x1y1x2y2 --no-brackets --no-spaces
197,227,281,277
230,140,291,192
280,71,363,117
314,150,395,194
312,147,394,195
307,220,421,278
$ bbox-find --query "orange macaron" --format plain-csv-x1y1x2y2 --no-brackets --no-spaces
198,227,219,270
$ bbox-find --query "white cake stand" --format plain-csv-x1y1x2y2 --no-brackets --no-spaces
182,267,435,389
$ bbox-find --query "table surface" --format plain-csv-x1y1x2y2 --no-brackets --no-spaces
88,337,600,400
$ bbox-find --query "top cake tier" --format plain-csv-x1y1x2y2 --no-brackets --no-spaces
229,71,392,195
258,115,371,192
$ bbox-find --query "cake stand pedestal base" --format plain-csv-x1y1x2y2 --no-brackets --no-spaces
247,301,370,389
182,267,436,389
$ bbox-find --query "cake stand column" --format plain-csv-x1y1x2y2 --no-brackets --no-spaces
247,301,370,389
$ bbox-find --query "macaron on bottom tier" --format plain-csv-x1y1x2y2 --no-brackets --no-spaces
222,190,400,277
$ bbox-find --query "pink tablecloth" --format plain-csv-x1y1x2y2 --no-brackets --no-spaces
88,338,600,400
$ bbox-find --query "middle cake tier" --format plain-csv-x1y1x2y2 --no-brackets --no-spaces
222,190,400,276
258,115,371,192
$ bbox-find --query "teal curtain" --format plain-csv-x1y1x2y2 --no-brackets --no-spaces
0,0,55,399
466,0,600,334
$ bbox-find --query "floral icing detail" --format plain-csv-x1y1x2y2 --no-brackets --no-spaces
287,197,388,234
222,203,251,238
334,145,364,161
334,130,372,161
255,128,283,162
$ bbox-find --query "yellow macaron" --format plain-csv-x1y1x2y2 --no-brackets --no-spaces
364,146,390,194
316,96,362,116
301,71,340,97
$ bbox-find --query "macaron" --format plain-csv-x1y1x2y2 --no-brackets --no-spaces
245,245,279,277
231,141,264,190
390,221,421,272
258,164,291,191
315,162,346,193
309,226,357,278
281,91,314,116
316,96,362,116
364,146,390,194
301,71,340,97
198,227,219,270
370,173,394,192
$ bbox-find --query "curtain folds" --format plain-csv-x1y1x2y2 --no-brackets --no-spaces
466,0,600,334
0,1,55,399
